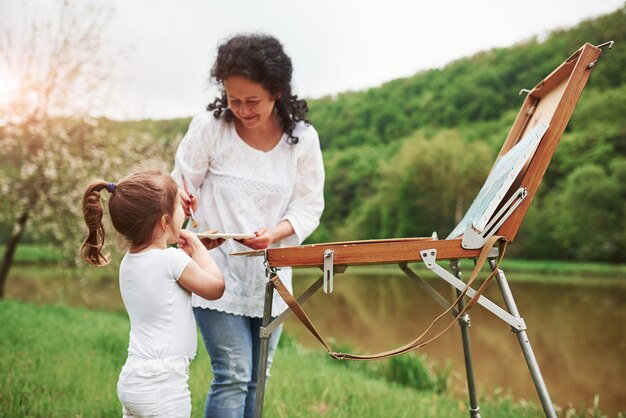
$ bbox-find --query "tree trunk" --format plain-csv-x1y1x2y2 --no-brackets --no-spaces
0,209,29,299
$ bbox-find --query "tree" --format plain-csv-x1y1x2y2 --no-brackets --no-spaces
548,164,623,261
338,130,492,240
0,1,172,297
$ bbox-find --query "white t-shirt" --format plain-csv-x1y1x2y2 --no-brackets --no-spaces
119,247,195,359
172,112,325,317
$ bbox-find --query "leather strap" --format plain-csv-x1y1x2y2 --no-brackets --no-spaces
270,273,338,356
269,236,507,361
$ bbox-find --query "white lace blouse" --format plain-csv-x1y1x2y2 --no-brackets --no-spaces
172,112,325,317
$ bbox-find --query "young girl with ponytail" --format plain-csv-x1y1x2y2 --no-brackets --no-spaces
80,169,225,417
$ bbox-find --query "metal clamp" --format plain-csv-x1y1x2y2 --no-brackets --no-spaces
462,188,527,249
420,249,526,331
263,259,278,278
458,313,471,327
587,41,615,69
595,40,614,50
323,249,334,294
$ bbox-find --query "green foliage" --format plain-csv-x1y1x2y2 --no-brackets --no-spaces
0,244,63,264
96,117,192,152
0,117,177,265
309,143,396,243
515,160,624,261
318,340,450,395
547,163,623,261
331,130,492,240
386,352,448,393
477,389,543,418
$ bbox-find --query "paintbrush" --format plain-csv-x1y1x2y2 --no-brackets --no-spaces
181,174,199,229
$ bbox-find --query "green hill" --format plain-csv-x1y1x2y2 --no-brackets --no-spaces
307,6,626,150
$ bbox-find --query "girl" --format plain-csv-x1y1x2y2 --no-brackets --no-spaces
80,170,225,417
172,33,325,418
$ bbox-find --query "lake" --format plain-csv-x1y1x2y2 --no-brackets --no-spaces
285,267,626,415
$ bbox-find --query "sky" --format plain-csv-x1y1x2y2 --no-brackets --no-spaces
0,0,623,120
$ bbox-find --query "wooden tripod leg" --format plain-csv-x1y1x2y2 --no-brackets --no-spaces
488,259,557,418
451,260,482,418
254,280,275,418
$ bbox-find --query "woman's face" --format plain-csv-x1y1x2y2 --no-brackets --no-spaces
223,75,278,131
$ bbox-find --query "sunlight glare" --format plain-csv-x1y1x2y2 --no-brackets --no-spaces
0,65,20,105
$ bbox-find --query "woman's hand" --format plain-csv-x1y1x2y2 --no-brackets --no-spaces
180,189,198,217
199,230,225,250
240,227,274,250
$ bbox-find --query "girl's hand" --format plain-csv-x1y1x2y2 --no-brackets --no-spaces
199,229,225,250
177,229,203,256
180,189,198,217
240,227,274,250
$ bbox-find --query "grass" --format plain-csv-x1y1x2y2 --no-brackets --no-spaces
0,300,127,416
1,243,65,264
497,258,626,278
0,300,551,418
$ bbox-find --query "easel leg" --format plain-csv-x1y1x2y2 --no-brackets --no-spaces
488,259,557,418
451,260,482,418
254,281,275,418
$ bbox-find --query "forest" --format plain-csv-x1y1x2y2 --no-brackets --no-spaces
1,6,624,266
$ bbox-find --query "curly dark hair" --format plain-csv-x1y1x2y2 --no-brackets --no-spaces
207,33,310,144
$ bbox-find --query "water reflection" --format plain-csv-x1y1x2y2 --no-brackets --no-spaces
285,269,626,415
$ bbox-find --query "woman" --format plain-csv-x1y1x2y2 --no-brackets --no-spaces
171,33,325,418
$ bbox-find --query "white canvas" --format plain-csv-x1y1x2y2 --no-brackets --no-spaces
447,123,549,239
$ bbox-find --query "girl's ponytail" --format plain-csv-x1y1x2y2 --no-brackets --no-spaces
80,181,110,266
80,170,178,261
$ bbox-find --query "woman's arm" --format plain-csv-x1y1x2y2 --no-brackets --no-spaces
279,127,325,245
171,113,215,195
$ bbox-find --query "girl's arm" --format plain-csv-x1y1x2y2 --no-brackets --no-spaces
177,230,225,300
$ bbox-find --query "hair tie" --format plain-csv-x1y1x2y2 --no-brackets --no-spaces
106,183,116,193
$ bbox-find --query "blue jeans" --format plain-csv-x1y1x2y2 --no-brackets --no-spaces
193,308,282,418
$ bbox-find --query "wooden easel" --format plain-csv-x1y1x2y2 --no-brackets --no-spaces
243,42,612,418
